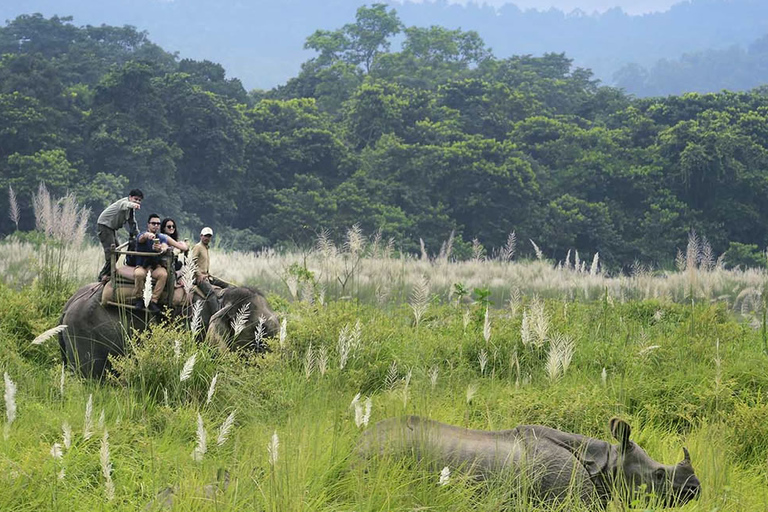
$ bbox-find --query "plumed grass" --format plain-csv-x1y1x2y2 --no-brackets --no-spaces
0,245,768,508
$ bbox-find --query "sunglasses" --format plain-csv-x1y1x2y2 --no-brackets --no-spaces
149,221,161,225
165,224,175,229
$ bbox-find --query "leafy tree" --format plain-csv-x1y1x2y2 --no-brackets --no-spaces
304,3,402,73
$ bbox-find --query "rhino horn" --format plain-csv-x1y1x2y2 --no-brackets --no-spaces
681,447,691,465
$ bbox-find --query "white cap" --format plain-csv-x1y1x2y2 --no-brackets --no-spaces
201,227,213,236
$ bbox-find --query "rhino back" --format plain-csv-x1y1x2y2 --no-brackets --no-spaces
357,417,608,507
358,416,523,476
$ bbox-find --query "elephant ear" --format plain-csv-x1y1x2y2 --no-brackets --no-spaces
205,304,234,352
609,417,632,452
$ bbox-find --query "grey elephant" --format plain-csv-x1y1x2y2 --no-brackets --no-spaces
59,283,279,379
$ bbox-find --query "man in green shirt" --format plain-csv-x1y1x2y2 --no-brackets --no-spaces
96,189,143,283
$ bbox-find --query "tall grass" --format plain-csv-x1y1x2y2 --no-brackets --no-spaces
2,212,768,508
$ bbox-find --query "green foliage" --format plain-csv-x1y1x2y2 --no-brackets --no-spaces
109,320,233,408
724,241,766,269
4,13,768,270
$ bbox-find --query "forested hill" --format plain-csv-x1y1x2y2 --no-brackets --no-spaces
2,10,768,269
2,0,768,94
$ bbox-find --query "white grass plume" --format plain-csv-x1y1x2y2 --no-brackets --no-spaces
508,287,521,317
354,398,365,428
8,185,19,229
32,324,67,345
401,368,412,407
180,353,197,382
181,257,198,294
384,360,398,390
438,230,455,263
462,309,471,331
428,366,439,390
4,372,16,438
173,339,181,360
83,394,93,440
350,392,371,426
520,310,533,346
344,223,365,256
500,231,516,262
478,348,488,375
98,409,105,431
483,307,491,343
206,373,218,405
217,411,236,446
409,275,430,327
191,413,207,462
530,239,544,260
268,430,279,466
471,238,485,261
304,342,315,379
419,238,429,261
546,333,576,381
530,297,549,347
62,422,72,449
100,430,114,501
337,325,350,370
231,303,250,338
439,466,451,486
59,363,65,398
142,273,153,308
279,317,287,350
315,228,336,258
466,383,478,404
363,397,372,427
190,301,204,334
317,345,328,376
350,319,362,351
590,252,600,276
255,315,267,346
33,182,52,235
51,442,63,460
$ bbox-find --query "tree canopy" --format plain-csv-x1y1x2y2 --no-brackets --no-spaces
2,11,768,268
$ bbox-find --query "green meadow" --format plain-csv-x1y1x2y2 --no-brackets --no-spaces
1,227,768,511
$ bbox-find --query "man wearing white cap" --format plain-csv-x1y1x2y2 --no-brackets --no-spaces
190,226,228,291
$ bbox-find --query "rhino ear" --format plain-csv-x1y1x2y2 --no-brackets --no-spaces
609,417,632,451
681,447,692,465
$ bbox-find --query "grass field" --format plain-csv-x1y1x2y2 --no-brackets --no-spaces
1,230,768,510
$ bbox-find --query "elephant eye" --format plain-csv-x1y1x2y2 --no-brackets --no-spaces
654,468,666,481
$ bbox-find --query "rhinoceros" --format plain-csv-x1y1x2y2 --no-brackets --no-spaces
356,415,700,508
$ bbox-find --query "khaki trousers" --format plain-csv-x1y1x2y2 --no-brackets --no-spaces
133,266,168,304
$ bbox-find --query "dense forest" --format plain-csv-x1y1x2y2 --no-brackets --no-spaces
2,9,768,268
3,0,768,94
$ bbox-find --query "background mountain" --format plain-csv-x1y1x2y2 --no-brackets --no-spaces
2,0,768,95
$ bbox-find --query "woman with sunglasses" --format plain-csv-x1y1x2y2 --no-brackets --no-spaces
161,218,186,272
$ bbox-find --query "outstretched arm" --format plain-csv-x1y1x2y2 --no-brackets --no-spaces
167,238,189,252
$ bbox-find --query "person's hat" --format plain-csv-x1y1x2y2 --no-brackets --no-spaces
201,227,213,236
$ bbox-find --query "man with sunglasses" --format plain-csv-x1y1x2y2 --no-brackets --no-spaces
132,214,188,312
